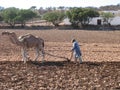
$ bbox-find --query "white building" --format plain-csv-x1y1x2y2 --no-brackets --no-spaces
62,10,120,26
89,10,120,25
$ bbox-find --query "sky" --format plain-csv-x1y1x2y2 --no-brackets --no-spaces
0,0,120,9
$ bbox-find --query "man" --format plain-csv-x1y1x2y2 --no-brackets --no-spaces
70,39,83,64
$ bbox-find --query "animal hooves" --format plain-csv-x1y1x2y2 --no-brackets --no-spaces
41,60,45,63
67,60,70,62
66,58,70,62
24,61,26,64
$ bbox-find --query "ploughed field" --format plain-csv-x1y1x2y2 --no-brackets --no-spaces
0,29,120,89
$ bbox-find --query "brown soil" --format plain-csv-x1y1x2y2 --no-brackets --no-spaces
0,29,120,89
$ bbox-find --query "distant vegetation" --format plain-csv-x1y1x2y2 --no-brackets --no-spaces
99,4,120,11
0,4,120,29
0,7,37,28
43,11,65,27
66,8,99,28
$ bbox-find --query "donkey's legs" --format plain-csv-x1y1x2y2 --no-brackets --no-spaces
41,47,45,63
21,48,28,63
34,48,40,61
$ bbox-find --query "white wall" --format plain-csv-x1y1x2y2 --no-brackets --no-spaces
89,16,120,25
63,18,71,25
89,17,103,25
110,16,120,25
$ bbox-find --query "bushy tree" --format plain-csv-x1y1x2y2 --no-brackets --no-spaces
66,7,99,28
0,11,3,21
15,9,36,27
82,8,99,24
66,7,82,28
1,7,19,27
43,11,65,26
1,7,36,28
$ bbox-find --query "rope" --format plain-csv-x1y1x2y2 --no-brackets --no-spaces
44,51,69,60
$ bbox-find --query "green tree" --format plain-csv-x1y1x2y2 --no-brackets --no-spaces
100,12,114,25
43,11,65,26
0,12,3,21
0,16,2,21
66,7,99,28
15,9,36,27
1,7,19,27
82,8,99,25
1,7,36,28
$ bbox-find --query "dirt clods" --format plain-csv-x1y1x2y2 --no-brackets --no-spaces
0,61,119,90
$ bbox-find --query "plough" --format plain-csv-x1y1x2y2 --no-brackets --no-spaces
44,51,71,62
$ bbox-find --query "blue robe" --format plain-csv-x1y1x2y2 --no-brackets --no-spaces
72,41,82,57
